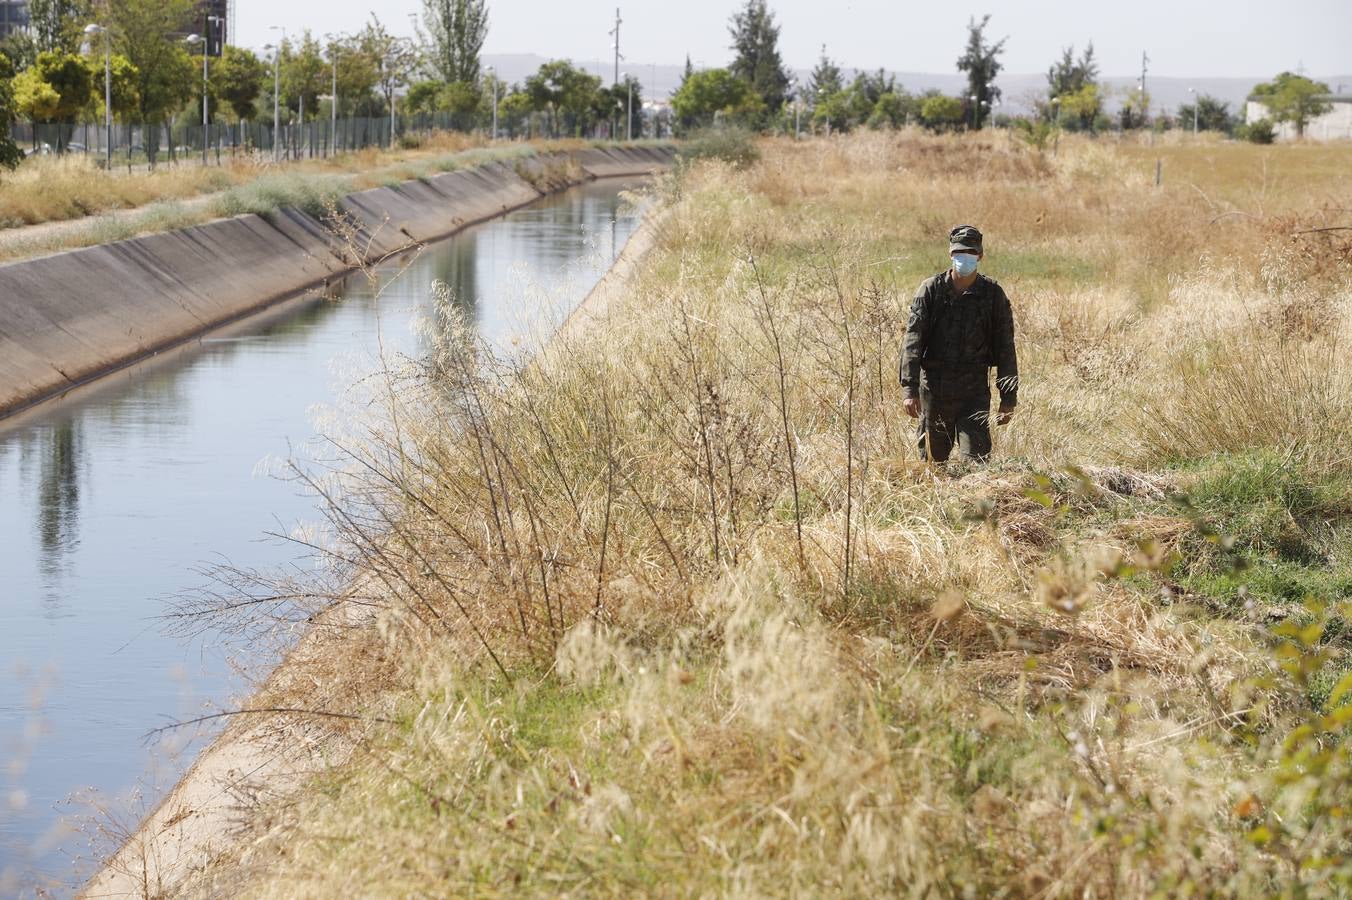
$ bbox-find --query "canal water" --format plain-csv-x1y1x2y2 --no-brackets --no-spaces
0,179,643,891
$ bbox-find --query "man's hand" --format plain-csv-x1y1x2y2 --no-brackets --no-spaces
903,397,921,419
997,403,1017,426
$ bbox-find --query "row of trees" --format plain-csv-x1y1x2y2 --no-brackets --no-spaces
0,0,433,162
0,0,1340,167
668,2,1339,143
0,0,651,170
668,10,1013,134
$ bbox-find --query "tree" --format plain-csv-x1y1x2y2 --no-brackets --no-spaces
1177,94,1237,134
327,36,381,117
1045,43,1099,129
279,31,327,120
89,54,141,121
499,86,532,136
1057,83,1102,132
1047,43,1097,98
671,67,760,131
0,31,37,72
604,74,643,139
955,14,1004,129
13,70,61,123
1237,118,1275,144
106,0,197,163
405,79,441,116
866,91,911,130
358,15,421,126
13,50,93,150
525,59,602,137
421,0,488,85
0,52,23,170
728,0,789,114
808,45,842,104
27,0,90,54
212,46,263,122
1251,72,1332,138
919,93,963,132
1119,86,1150,130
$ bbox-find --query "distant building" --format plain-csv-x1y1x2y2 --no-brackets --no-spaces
191,0,229,56
0,0,29,40
1246,92,1352,140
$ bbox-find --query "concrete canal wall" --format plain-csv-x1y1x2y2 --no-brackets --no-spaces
0,145,674,420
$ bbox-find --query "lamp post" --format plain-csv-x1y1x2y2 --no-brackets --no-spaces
1188,86,1198,134
185,17,221,166
182,34,205,163
326,35,338,155
82,23,111,169
487,65,497,140
1052,95,1062,156
268,25,285,160
622,71,632,140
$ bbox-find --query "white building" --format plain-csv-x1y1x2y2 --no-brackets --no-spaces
1245,94,1352,140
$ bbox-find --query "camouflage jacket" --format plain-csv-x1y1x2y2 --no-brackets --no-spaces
898,270,1019,405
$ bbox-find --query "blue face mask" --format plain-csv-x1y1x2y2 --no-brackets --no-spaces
951,253,979,277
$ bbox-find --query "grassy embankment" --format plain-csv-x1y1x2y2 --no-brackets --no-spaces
177,131,1350,895
0,134,641,262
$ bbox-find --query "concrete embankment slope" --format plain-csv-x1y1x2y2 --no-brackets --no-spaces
0,145,674,421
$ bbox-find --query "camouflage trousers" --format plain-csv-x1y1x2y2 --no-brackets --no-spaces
916,387,992,463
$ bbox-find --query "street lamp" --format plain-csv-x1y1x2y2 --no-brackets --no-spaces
83,23,111,170
268,25,285,160
621,71,632,140
1051,95,1062,156
182,34,206,163
325,34,339,155
185,18,221,166
487,65,497,140
1188,86,1198,134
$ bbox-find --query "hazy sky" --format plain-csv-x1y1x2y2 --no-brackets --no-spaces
235,0,1350,79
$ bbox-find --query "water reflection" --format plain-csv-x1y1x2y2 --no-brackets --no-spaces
36,422,81,595
0,178,641,887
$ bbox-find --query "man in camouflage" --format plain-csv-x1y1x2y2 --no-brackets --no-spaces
899,225,1019,463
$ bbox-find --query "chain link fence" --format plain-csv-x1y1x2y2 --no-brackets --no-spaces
9,107,670,169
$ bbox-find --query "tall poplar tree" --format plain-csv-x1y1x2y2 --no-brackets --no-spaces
27,0,90,54
728,0,788,113
808,45,842,104
422,0,489,85
955,14,1005,129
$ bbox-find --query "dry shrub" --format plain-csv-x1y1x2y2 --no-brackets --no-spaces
178,132,1352,896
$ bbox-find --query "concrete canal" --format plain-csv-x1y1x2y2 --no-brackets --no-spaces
0,178,644,891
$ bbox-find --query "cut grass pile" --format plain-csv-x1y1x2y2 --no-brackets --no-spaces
160,130,1352,896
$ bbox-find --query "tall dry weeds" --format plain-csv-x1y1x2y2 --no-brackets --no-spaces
174,130,1352,897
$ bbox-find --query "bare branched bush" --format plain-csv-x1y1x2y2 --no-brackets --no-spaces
176,132,1352,896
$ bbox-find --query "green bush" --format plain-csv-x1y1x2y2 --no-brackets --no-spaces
1238,118,1276,144
676,127,760,169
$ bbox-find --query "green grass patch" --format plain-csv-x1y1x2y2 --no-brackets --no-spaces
1173,452,1352,611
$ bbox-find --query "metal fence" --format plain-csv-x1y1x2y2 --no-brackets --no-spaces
9,108,667,168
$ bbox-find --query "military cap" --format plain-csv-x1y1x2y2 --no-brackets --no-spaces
948,224,983,253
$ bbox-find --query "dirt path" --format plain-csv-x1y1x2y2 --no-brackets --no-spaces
0,191,229,264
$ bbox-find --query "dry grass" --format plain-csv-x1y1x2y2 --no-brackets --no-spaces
0,131,581,236
168,131,1352,897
